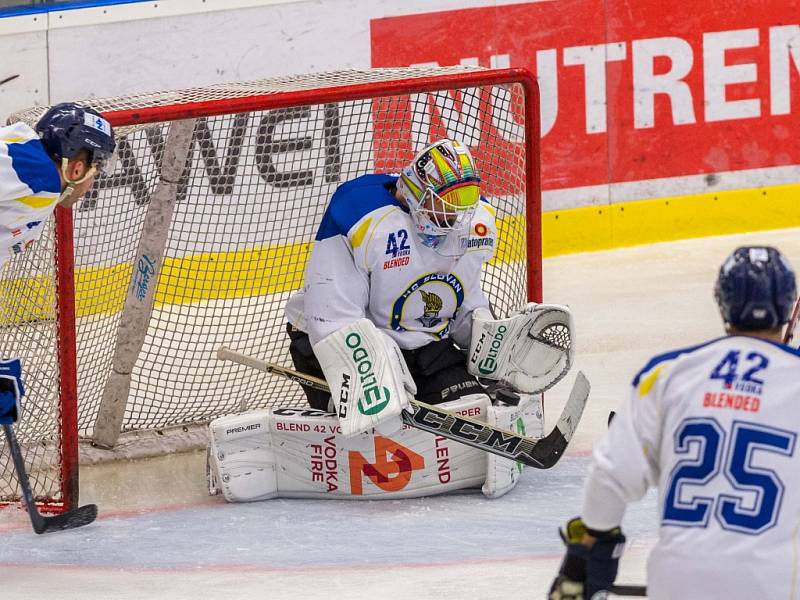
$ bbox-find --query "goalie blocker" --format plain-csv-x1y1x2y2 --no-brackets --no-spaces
207,392,543,501
313,318,415,438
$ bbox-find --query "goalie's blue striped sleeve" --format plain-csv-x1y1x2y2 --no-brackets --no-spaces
316,174,402,241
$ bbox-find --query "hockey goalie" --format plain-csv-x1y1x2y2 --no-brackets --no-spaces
208,139,574,501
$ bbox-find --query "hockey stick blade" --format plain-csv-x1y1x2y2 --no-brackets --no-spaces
3,424,98,534
30,504,98,535
217,346,589,470
610,584,647,597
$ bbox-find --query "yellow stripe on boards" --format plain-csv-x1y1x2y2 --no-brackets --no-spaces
71,243,312,316
156,243,311,305
543,183,800,257
0,243,314,323
493,214,526,264
0,274,55,323
5,182,797,322
75,263,132,316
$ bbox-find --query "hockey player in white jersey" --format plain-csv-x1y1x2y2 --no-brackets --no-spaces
0,103,115,425
205,139,574,502
549,246,799,600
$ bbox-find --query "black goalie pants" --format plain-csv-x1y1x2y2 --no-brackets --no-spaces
286,323,483,412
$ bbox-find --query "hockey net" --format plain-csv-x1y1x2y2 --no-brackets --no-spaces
1,66,541,511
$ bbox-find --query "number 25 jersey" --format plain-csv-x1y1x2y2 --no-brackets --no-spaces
582,335,800,600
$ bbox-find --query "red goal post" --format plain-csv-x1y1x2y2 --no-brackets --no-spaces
2,65,541,512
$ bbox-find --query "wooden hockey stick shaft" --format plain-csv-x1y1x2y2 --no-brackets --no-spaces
3,424,97,534
783,297,800,344
216,346,589,470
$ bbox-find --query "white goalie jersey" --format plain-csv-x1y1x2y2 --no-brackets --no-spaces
284,174,496,348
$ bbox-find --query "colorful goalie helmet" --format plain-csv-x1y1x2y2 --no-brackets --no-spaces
35,102,116,176
715,246,797,330
397,139,481,255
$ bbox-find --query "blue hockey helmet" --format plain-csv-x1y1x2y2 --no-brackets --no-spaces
714,246,797,330
35,103,116,175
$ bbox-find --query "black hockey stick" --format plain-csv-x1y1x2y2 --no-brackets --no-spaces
610,584,647,596
217,346,589,469
0,74,19,86
2,424,98,534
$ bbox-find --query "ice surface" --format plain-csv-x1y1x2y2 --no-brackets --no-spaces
2,227,799,599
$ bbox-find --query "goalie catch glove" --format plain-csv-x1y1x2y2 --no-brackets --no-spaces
467,303,573,393
549,517,626,600
0,357,24,424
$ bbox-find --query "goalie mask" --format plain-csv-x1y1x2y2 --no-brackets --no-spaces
397,139,481,256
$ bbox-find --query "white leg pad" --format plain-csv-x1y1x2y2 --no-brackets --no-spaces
208,411,277,502
207,396,502,501
482,393,544,498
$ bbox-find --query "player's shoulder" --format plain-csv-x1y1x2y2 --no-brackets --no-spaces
315,174,401,242
632,335,800,389
0,122,61,196
631,337,729,389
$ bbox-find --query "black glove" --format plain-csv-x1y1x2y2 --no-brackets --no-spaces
549,517,625,600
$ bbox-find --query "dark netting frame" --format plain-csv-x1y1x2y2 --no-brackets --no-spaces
2,66,540,511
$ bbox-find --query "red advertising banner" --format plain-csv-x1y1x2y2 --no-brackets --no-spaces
371,1,800,192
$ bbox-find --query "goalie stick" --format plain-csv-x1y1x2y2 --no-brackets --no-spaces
3,424,97,534
216,346,589,469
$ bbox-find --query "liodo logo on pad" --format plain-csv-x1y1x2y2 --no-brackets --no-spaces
345,332,391,416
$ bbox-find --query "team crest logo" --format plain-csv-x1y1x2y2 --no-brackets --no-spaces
391,272,465,339
417,289,443,328
474,223,488,236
